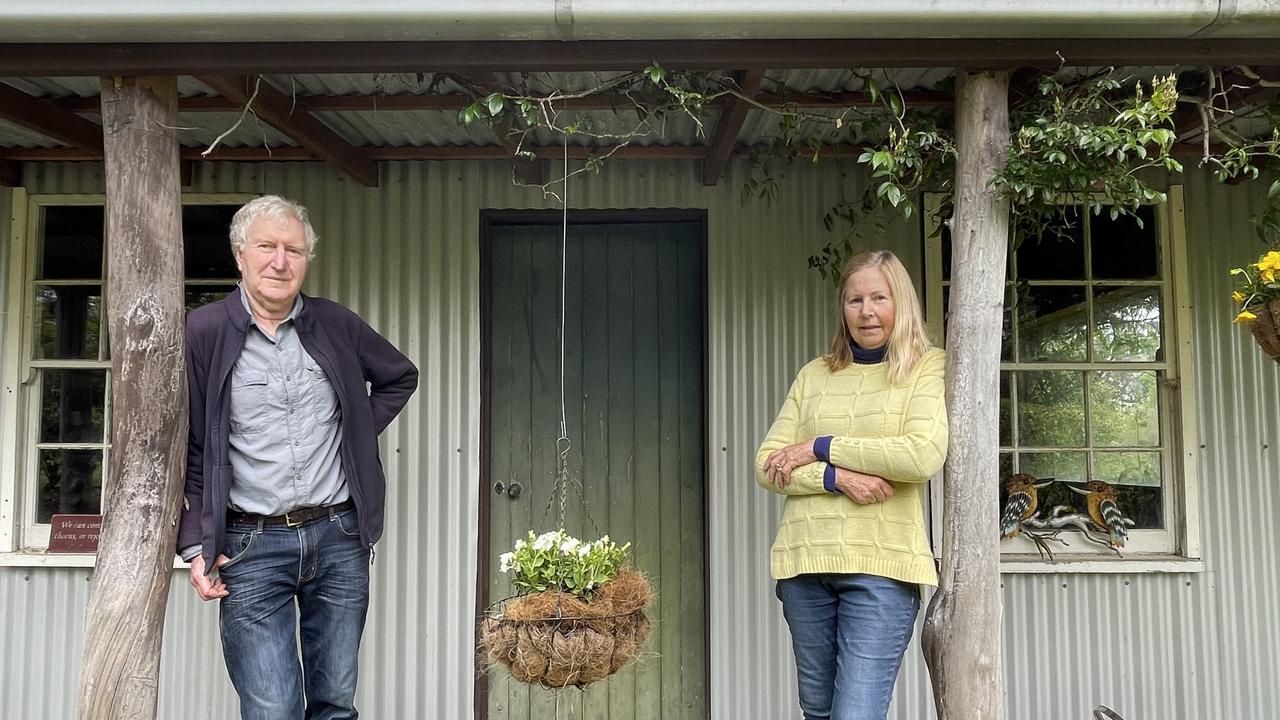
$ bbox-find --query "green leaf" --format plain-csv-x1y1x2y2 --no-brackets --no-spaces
486,93,505,116
1270,180,1280,199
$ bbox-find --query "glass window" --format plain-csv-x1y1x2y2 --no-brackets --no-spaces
935,199,1184,557
20,199,242,549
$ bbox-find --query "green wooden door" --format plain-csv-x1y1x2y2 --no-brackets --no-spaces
484,219,706,720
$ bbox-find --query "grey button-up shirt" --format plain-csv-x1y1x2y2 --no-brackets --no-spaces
227,290,348,515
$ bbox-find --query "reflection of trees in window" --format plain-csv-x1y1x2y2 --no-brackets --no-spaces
989,204,1168,535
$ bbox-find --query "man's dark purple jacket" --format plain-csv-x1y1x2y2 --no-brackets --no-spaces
177,288,418,571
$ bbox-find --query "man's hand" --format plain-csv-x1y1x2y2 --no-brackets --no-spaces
765,440,819,487
833,468,895,504
189,553,231,601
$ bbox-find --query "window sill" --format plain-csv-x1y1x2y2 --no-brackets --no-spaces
0,550,189,570
999,553,1204,574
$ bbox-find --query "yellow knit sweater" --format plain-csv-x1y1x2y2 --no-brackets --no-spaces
755,348,948,586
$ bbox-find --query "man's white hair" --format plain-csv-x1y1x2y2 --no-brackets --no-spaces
229,195,319,259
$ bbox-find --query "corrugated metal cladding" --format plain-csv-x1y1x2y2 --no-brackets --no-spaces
1,159,1277,720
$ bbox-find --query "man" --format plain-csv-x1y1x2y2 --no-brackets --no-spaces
177,195,418,719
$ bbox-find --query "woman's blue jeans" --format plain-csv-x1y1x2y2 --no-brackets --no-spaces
776,573,920,720
218,508,370,720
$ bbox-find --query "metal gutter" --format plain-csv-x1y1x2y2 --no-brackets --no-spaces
0,0,1277,43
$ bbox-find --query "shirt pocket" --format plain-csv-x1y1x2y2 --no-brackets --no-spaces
303,364,341,426
229,373,271,434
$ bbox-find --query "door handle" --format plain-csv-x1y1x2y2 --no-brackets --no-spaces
506,482,522,499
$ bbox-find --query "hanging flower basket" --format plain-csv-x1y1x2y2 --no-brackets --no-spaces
479,531,653,688
1230,249,1280,364
1246,298,1280,363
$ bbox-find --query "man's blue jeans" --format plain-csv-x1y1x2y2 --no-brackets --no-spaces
776,573,920,720
218,508,370,720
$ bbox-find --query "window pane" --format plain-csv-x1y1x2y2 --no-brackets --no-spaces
39,206,104,280
1094,450,1161,486
1017,285,1087,362
183,205,239,279
999,372,1012,446
1093,453,1163,529
40,369,106,443
1019,451,1087,483
999,452,1013,480
1091,205,1158,280
1015,207,1085,280
1091,371,1160,447
1093,286,1162,362
185,285,238,313
34,285,101,359
36,449,103,522
1018,371,1085,447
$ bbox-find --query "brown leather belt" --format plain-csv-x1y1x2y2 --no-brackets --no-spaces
227,499,355,528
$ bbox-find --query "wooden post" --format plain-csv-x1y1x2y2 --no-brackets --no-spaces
77,76,186,720
921,69,1010,720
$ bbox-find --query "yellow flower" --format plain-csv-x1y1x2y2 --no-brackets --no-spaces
1236,310,1259,323
1264,267,1277,284
1233,291,1246,303
1260,251,1280,270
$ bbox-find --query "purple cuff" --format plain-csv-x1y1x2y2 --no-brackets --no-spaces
812,436,833,463
823,464,838,493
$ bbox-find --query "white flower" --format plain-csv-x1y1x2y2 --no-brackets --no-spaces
513,539,526,550
599,535,610,545
499,552,515,573
577,544,591,558
559,537,580,554
532,532,557,551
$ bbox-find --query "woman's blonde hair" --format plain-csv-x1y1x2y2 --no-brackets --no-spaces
825,249,933,384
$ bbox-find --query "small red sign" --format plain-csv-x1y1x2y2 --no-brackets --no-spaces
48,514,102,553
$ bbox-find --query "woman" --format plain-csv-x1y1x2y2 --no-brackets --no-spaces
756,249,947,720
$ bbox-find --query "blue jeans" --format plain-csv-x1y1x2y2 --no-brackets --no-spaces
776,573,920,720
218,508,370,720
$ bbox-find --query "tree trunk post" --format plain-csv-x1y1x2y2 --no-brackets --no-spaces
921,69,1011,720
77,75,186,720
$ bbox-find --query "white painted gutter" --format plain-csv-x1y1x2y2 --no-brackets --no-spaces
0,0,1275,42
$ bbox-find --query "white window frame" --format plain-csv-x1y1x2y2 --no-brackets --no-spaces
0,191,253,565
923,187,1203,572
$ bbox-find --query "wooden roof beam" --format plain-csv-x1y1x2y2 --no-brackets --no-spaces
193,74,379,187
0,81,103,155
52,89,951,114
0,139,1231,164
703,70,766,186
4,39,1280,76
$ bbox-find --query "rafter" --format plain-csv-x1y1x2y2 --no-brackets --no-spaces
703,70,766,186
193,75,380,187
1173,67,1280,142
0,81,103,154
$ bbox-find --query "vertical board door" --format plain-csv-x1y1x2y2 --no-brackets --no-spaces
484,219,706,720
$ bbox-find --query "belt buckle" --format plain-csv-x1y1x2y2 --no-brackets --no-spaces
284,510,306,528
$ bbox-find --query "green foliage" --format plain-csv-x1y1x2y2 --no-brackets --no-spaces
499,529,632,600
997,73,1182,242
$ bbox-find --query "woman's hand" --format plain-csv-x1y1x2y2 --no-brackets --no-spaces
765,440,818,487
832,468,895,504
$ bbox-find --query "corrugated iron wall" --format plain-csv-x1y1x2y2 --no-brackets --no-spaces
0,159,1276,720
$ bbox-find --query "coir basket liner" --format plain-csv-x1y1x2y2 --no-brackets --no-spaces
479,567,652,689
